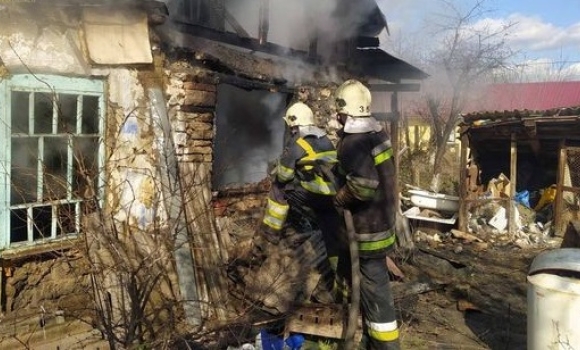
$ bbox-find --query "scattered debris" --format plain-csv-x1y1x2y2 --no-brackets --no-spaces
387,256,405,280
457,299,481,313
561,220,580,248
450,229,483,243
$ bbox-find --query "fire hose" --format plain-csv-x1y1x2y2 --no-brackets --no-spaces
341,207,360,349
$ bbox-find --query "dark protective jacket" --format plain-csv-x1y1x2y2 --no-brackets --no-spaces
262,127,337,232
276,130,337,195
335,128,397,257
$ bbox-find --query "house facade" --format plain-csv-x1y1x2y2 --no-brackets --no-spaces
0,0,425,346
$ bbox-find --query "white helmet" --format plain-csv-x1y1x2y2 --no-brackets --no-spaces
283,102,315,127
335,79,372,117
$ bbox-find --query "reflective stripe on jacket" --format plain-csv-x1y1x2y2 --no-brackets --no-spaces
262,197,289,231
276,132,337,195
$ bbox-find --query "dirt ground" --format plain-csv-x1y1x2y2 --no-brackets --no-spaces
223,231,556,350
392,239,557,350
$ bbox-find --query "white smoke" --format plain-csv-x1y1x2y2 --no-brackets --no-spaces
162,0,380,59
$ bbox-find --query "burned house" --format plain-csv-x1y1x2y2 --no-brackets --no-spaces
0,0,426,346
458,82,580,244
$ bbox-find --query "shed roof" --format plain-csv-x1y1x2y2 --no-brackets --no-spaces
465,81,580,115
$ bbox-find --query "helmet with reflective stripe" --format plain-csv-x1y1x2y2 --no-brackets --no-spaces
335,79,372,117
283,102,315,127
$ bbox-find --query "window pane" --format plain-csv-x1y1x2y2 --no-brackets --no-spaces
5,76,103,249
57,93,78,134
82,95,100,134
32,206,52,240
43,138,69,201
56,203,76,236
10,209,29,244
11,91,29,134
34,93,54,134
11,137,38,204
73,137,99,199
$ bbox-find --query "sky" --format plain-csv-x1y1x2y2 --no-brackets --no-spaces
378,0,580,80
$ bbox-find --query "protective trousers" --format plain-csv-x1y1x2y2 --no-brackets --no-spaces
285,187,348,303
359,256,400,350
284,187,344,257
262,184,348,297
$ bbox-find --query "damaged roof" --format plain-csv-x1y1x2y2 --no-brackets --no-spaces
455,83,580,172
464,81,580,116
350,47,429,82
461,81,580,142
160,0,426,85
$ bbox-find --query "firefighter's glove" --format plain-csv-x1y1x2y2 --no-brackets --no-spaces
334,186,355,208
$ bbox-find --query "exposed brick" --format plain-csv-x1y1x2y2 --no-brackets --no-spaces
175,111,214,123
185,146,212,155
186,122,213,132
178,154,212,162
193,113,214,123
183,82,217,92
183,90,216,107
189,140,212,148
189,130,213,140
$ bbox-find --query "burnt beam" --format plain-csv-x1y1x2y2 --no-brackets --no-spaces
356,36,380,48
523,119,541,156
224,9,250,37
171,21,318,63
258,0,270,45
217,73,293,93
369,83,421,92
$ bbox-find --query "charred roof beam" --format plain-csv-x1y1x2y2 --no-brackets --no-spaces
224,9,250,38
171,21,319,64
369,83,421,92
523,119,541,156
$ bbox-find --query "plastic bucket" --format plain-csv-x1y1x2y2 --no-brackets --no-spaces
527,248,580,350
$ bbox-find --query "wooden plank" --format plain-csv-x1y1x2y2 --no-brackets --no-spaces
180,162,231,320
555,141,567,236
285,304,362,341
508,134,518,235
458,133,469,232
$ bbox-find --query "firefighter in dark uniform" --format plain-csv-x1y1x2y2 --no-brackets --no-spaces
260,101,344,302
333,80,400,349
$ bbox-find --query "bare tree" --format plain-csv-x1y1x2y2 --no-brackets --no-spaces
492,57,580,83
408,0,516,190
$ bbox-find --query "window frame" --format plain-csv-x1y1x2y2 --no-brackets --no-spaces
0,74,106,251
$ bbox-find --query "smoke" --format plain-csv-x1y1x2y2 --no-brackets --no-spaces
163,0,380,61
213,84,287,187
227,0,379,56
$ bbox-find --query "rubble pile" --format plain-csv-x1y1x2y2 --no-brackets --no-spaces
403,172,569,249
213,180,331,317
466,173,559,248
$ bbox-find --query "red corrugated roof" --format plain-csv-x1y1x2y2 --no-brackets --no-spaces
465,81,580,113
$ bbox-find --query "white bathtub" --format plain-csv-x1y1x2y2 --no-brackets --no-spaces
407,189,460,213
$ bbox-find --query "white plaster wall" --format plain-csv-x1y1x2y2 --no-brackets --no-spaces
106,69,159,230
0,15,88,75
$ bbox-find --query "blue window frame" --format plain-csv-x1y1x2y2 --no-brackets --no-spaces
0,75,105,250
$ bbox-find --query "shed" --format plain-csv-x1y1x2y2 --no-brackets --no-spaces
458,82,580,237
